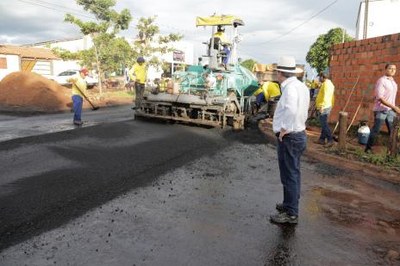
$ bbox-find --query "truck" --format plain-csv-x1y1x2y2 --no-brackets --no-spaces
134,15,259,129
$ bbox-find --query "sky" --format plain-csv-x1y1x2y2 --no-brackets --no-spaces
0,0,361,74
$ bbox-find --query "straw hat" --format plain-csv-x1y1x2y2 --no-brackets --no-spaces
275,56,303,73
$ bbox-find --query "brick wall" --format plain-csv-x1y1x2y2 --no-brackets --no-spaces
329,33,400,130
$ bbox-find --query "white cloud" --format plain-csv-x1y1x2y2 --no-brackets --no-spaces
0,0,361,63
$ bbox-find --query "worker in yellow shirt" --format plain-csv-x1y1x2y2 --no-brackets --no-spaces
128,57,147,110
213,25,230,47
68,68,89,126
315,70,335,146
254,80,281,105
253,80,281,118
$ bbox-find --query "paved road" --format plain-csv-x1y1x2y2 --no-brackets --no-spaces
0,105,134,142
0,107,399,265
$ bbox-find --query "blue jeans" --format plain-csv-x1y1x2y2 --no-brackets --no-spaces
277,131,307,216
366,110,396,150
256,93,265,106
318,107,333,143
72,95,83,122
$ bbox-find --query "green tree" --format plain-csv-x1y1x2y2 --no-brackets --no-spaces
132,16,183,71
240,59,257,71
306,28,353,73
63,0,132,93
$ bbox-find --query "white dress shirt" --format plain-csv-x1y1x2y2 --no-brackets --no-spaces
273,76,310,134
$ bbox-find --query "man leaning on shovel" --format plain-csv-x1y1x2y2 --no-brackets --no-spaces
68,68,89,126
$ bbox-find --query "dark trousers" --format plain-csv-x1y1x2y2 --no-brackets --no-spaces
277,131,307,216
135,83,145,108
366,110,396,150
318,107,333,143
72,95,83,122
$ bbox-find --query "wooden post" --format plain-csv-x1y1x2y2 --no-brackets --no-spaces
338,112,348,151
388,116,399,157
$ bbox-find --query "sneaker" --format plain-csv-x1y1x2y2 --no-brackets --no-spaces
131,106,137,110
276,203,285,213
364,148,372,154
73,120,83,126
270,212,298,224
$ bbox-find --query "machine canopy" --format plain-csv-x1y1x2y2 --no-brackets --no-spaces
196,15,244,27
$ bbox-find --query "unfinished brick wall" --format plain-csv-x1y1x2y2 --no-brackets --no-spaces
329,33,400,130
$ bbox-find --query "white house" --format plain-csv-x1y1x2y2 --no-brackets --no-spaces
29,35,195,80
27,36,92,75
0,45,60,81
356,0,400,39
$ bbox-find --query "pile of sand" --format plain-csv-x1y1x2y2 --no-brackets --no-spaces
0,71,72,113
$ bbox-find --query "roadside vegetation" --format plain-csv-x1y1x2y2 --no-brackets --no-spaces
307,117,400,172
52,0,182,94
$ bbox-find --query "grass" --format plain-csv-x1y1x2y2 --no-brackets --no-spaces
330,146,400,172
104,90,134,98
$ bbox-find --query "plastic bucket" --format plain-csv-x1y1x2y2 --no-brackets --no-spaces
358,132,369,145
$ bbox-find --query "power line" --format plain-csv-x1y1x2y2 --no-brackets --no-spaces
258,0,339,44
34,0,90,16
16,0,94,19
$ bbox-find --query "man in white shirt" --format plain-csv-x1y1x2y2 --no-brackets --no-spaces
270,56,310,224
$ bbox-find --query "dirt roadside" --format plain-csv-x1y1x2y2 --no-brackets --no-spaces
258,119,400,186
0,71,132,114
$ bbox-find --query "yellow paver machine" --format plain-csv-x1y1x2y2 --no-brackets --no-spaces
135,14,259,129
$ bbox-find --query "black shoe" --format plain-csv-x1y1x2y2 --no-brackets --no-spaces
276,203,285,213
270,212,298,224
131,106,137,110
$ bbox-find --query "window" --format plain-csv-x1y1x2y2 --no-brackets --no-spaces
0,57,7,69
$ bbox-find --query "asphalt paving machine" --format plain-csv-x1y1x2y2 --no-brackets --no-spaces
135,15,259,129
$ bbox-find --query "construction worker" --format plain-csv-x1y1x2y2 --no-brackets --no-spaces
129,56,147,110
213,25,231,65
213,25,230,46
253,81,281,106
315,70,335,146
68,68,89,126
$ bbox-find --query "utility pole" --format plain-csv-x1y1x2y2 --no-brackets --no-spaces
363,0,369,39
342,28,345,43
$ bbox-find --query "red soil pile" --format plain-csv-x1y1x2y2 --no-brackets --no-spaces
0,71,71,112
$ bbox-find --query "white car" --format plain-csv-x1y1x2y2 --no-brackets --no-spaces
51,70,98,89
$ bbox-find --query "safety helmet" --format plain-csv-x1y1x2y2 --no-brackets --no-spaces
137,57,145,63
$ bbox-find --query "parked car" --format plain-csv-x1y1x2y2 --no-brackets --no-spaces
50,70,98,89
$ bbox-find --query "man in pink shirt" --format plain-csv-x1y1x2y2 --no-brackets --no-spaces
365,63,400,153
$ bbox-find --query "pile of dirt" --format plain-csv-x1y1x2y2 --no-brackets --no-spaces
0,71,71,113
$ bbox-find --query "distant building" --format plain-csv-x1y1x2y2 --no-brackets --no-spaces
29,35,194,80
0,45,60,81
356,0,400,39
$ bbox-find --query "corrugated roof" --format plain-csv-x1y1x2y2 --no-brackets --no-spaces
0,45,59,60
